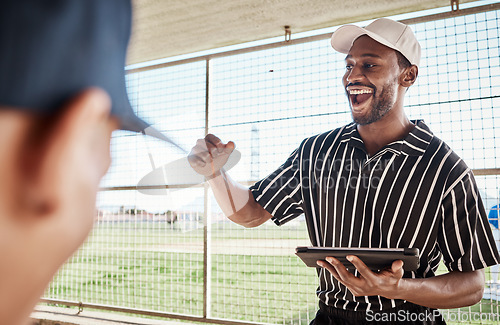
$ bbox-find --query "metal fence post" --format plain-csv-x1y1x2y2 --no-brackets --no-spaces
203,58,212,319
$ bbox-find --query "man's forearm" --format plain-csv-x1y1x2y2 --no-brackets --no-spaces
396,269,485,309
208,170,271,227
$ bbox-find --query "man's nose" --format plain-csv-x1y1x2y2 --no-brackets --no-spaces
346,66,364,83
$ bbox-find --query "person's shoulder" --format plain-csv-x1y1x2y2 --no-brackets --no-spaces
299,123,354,149
417,122,463,165
429,135,465,165
423,128,472,186
295,124,353,157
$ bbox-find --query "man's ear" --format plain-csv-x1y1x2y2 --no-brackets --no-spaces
400,65,418,88
17,88,116,218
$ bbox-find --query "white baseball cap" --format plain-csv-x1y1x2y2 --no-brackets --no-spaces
330,18,421,67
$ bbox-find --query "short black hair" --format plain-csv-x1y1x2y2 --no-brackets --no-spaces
396,51,412,70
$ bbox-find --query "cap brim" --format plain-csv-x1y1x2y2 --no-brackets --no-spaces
142,126,188,154
0,0,151,133
330,24,400,55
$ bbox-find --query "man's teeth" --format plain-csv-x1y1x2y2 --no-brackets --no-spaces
349,89,373,95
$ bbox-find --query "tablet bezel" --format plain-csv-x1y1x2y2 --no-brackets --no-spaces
295,246,420,271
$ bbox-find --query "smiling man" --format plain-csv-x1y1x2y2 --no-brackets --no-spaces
189,18,499,324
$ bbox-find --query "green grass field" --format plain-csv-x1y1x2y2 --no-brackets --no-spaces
45,221,499,324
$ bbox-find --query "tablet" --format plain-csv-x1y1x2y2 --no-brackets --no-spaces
295,246,420,271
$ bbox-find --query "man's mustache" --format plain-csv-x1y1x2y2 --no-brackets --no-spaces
345,82,376,90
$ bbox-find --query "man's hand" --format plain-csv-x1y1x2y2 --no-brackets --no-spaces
188,134,235,177
317,255,404,299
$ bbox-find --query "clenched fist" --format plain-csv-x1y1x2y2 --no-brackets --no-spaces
188,134,235,177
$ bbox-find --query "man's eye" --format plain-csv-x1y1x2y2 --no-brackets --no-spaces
346,65,353,70
364,64,375,68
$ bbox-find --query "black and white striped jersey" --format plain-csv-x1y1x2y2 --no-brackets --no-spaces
250,120,499,311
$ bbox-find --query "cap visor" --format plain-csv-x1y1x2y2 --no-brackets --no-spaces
331,25,401,55
331,25,367,53
143,125,188,154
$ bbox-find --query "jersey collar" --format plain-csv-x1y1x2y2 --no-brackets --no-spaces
346,120,433,157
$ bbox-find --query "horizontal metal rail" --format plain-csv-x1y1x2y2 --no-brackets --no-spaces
472,168,500,176
39,298,272,325
126,3,500,74
100,169,499,192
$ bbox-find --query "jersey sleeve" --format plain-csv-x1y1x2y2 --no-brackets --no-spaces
438,170,500,271
249,146,305,226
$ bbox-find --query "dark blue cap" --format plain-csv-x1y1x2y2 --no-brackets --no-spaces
0,0,148,132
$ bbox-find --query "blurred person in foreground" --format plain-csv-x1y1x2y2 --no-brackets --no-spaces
0,1,161,324
189,18,500,324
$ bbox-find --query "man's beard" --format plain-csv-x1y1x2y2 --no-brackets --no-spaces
351,81,397,126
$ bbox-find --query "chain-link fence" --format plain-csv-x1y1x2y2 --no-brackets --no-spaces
43,2,500,324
